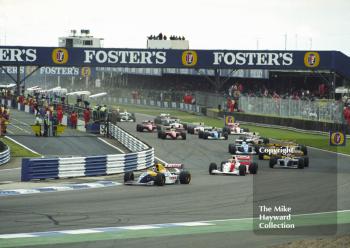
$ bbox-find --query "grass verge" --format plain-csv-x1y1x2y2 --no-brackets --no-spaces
114,104,350,155
0,137,40,157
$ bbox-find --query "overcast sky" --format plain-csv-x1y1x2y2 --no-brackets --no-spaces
0,0,349,55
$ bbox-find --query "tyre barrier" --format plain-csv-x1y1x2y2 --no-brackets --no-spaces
21,122,154,181
0,141,10,166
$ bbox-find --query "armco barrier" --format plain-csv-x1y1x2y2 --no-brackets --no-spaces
0,141,10,166
21,123,154,181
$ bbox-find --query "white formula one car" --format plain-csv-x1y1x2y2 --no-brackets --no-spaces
198,128,229,140
228,141,257,155
124,163,191,186
209,155,258,176
235,133,269,146
187,123,212,134
223,122,249,135
116,111,136,122
269,155,309,169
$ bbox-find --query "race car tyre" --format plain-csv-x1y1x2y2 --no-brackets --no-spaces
116,117,121,122
239,165,246,176
182,123,188,130
204,132,209,139
258,150,264,160
155,173,166,186
223,126,230,134
303,156,309,167
298,158,305,169
209,163,217,175
198,131,204,139
269,157,277,168
249,162,258,174
220,161,226,171
301,145,308,155
136,124,143,132
179,171,191,184
162,133,167,139
187,126,194,134
124,172,134,183
228,144,236,154
181,132,186,140
244,128,250,132
157,131,162,138
223,132,229,140
154,117,161,124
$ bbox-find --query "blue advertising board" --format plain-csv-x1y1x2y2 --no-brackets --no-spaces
0,46,349,78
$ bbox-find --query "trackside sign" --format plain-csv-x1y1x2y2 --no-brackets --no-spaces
0,46,345,74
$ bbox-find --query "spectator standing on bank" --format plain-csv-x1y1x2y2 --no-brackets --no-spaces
83,108,91,128
70,111,78,129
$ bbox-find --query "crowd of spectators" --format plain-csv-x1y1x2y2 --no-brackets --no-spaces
147,33,186,40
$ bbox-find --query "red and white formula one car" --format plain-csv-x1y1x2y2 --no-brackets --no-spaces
136,120,157,132
223,122,249,135
158,127,186,140
209,155,258,176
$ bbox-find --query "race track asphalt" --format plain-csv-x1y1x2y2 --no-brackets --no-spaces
0,113,349,248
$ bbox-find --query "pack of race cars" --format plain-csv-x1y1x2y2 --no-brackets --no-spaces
120,112,310,186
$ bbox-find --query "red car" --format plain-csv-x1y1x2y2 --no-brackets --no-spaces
158,127,186,140
136,120,157,132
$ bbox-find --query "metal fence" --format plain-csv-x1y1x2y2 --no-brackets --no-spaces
238,96,345,123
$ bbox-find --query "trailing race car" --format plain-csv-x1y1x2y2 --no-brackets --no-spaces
257,143,308,160
116,111,136,122
187,123,213,134
158,127,186,140
223,122,249,135
198,128,228,140
269,155,309,169
136,120,157,132
228,141,257,155
124,163,191,186
209,155,258,176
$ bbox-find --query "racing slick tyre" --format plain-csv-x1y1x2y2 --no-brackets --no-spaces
204,132,209,139
209,163,217,175
182,123,188,130
239,165,246,176
220,161,226,171
228,144,236,154
116,117,121,122
155,173,166,186
223,126,230,135
198,131,204,139
249,162,258,174
157,131,162,138
187,126,194,134
269,157,277,168
258,151,264,160
181,132,186,140
303,156,309,167
124,172,134,183
161,132,167,139
298,158,305,169
179,171,191,184
301,145,308,155
136,124,143,132
223,132,229,140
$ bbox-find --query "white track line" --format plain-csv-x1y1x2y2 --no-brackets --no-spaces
4,136,41,155
0,168,20,172
9,124,31,134
97,137,125,154
307,146,350,157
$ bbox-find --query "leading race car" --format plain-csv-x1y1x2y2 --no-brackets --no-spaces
235,133,269,146
116,111,136,122
209,155,258,176
158,127,186,140
269,155,309,169
124,163,191,186
136,120,157,132
198,128,228,140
